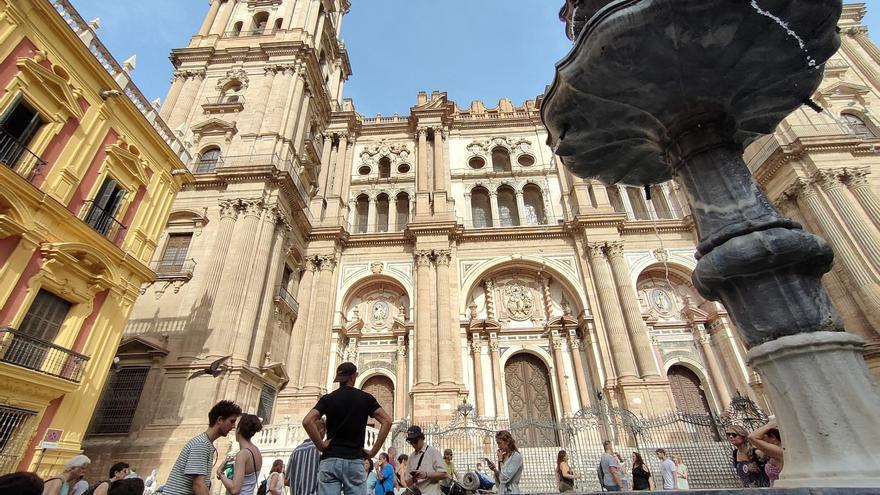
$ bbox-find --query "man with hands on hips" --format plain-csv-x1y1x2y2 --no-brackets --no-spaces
404,426,448,495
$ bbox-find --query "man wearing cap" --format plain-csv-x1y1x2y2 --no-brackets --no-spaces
405,426,448,495
303,362,393,495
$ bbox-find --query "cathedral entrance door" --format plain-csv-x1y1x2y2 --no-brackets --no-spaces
362,375,394,427
668,365,713,415
503,354,558,447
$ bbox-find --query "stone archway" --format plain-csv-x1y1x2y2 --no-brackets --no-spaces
667,364,712,415
504,353,558,446
361,374,394,426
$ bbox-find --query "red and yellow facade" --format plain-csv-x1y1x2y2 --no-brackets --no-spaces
0,0,192,474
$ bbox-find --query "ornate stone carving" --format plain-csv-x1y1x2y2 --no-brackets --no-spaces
240,198,264,218
317,254,338,272
815,169,845,191
843,167,870,188
467,136,532,156
219,199,238,220
470,340,481,354
586,242,606,260
434,250,452,266
605,240,625,259
503,281,534,321
414,250,433,266
359,139,412,169
370,262,383,274
215,68,249,90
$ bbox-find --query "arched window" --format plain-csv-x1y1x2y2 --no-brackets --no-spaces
231,21,243,36
274,18,283,31
842,113,875,137
195,147,221,173
396,192,410,230
492,147,512,173
470,187,493,228
220,81,242,104
522,184,546,225
355,194,369,233
252,12,269,33
378,157,391,179
497,186,520,227
376,194,389,233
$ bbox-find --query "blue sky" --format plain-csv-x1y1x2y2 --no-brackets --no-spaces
70,1,880,117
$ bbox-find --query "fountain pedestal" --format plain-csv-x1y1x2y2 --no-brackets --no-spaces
542,0,880,488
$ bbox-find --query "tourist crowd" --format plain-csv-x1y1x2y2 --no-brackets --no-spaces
0,362,781,495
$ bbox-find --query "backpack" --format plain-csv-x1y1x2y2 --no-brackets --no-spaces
597,462,605,490
256,477,268,495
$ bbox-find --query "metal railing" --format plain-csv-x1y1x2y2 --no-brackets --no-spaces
0,405,38,475
0,327,89,383
204,95,246,106
274,286,300,316
80,201,127,244
151,259,196,278
192,156,225,174
223,28,278,38
0,128,46,183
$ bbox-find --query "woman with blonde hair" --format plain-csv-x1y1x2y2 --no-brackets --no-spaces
42,455,90,495
726,424,768,487
672,455,690,490
484,431,523,495
267,459,285,495
556,450,576,492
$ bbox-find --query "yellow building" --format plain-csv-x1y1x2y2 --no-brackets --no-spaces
0,0,192,475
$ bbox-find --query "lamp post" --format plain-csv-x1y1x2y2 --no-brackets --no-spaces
542,0,880,488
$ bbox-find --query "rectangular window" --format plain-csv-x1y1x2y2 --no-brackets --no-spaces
256,384,277,424
84,177,126,236
0,96,43,167
89,366,150,434
158,233,193,272
3,290,72,373
0,405,38,474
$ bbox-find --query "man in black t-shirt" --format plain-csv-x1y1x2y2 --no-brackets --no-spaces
303,362,393,495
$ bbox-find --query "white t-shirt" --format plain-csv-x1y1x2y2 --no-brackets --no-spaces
409,445,446,495
660,458,677,489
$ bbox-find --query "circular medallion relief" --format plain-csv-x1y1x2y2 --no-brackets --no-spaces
650,288,675,314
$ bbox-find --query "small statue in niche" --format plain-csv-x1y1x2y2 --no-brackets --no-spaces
397,303,407,321
561,298,572,316
352,307,361,322
468,300,478,320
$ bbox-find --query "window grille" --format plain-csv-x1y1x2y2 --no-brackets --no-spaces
0,405,37,475
256,384,277,424
90,366,150,434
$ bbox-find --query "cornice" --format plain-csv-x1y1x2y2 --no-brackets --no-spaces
618,219,693,235
457,225,570,243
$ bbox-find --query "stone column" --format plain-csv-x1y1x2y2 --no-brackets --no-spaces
261,66,291,135
414,250,433,387
433,129,444,192
302,254,338,392
816,170,880,272
586,242,639,380
292,88,312,148
844,167,880,232
211,199,263,356
415,128,430,216
550,331,573,415
463,192,472,227
249,214,288,367
181,199,238,357
198,0,221,36
489,191,501,227
435,250,454,385
367,195,377,233
606,241,661,378
395,338,407,420
568,334,592,411
695,326,732,406
250,67,277,136
389,195,398,231
167,71,203,130
489,333,505,417
332,132,350,198
616,185,635,219
285,258,317,390
159,73,186,121
515,189,528,225
318,135,334,195
792,179,880,329
211,0,235,35
232,205,278,360
470,335,486,416
484,279,496,320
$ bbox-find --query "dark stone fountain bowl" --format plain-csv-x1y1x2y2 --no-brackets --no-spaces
542,0,842,185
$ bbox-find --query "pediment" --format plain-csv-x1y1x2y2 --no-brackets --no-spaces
191,118,238,137
41,242,116,281
412,92,451,112
261,361,289,388
15,58,84,120
117,336,169,359
468,318,502,333
546,315,579,329
105,143,149,188
816,81,871,103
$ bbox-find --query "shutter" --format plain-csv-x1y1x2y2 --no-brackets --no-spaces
19,290,71,342
256,384,277,424
159,234,192,270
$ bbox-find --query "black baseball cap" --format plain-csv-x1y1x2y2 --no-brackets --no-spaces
333,362,357,382
406,425,424,441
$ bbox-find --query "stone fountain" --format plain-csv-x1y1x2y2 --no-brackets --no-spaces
543,0,880,488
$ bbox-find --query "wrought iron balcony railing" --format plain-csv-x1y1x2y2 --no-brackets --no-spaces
204,95,246,106
274,286,300,316
0,326,89,382
192,155,224,174
80,201,127,244
0,128,46,183
151,259,197,279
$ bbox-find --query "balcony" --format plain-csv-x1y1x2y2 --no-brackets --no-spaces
0,327,90,383
0,128,46,183
202,95,245,114
274,286,300,318
80,201,127,245
192,155,225,174
223,28,278,38
151,259,197,281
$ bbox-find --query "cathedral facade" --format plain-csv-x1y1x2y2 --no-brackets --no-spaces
82,0,880,482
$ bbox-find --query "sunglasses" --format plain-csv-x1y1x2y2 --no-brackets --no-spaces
726,432,740,438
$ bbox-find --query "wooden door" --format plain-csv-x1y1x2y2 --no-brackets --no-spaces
362,375,394,426
668,365,712,415
504,354,558,446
